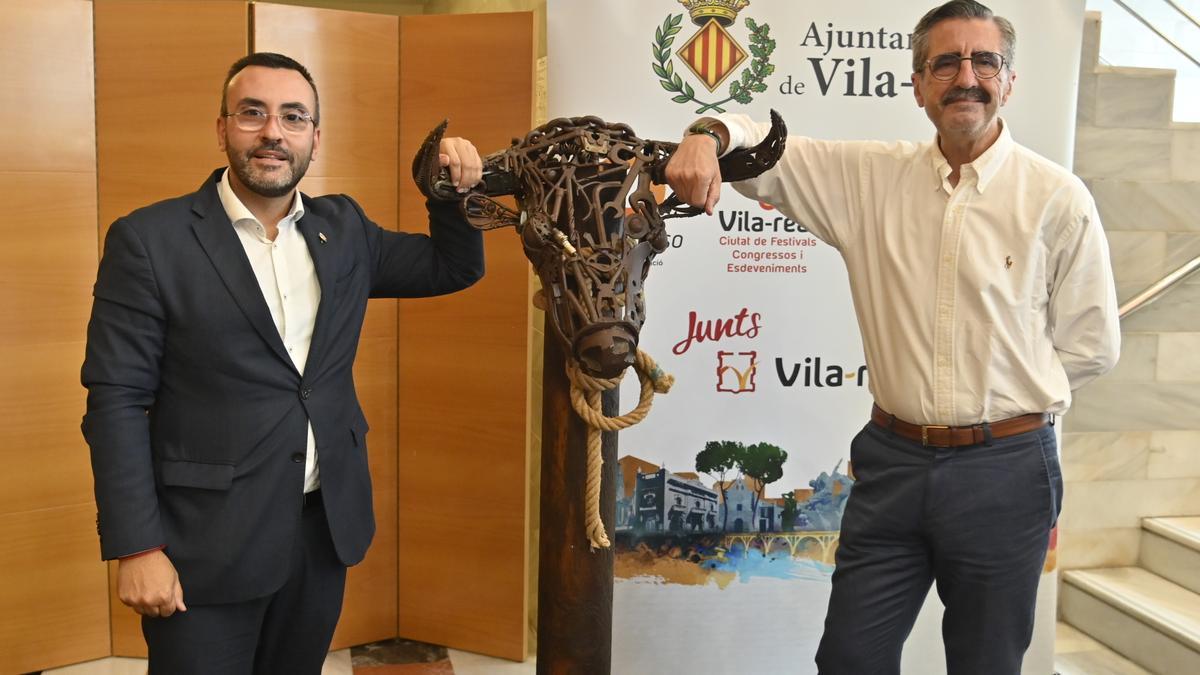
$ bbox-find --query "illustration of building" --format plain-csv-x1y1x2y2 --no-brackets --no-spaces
758,497,785,532
716,477,763,533
617,455,660,531
633,467,720,533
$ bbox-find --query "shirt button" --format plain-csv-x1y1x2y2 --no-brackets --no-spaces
300,388,311,400
291,452,305,463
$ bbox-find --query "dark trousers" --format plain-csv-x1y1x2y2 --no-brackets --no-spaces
143,492,347,675
815,421,1062,675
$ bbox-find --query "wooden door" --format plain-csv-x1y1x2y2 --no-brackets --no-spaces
396,12,535,662
253,2,402,650
0,1,108,672
93,1,249,655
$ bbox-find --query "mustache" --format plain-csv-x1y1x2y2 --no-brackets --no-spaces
942,87,991,105
248,142,293,161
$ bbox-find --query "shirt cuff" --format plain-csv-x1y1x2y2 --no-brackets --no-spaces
714,112,761,155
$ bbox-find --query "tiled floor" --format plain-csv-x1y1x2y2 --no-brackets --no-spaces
38,638,536,675
40,625,1144,674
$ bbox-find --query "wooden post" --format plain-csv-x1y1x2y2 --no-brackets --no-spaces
536,329,618,675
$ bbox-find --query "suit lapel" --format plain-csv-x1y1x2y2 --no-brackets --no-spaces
188,171,298,374
297,209,337,375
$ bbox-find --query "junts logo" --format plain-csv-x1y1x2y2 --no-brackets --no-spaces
672,307,762,355
717,350,758,393
651,1,775,114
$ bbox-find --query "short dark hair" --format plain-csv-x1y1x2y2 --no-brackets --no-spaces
911,0,1016,74
220,52,320,127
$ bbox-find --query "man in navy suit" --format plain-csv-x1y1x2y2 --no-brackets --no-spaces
81,52,485,674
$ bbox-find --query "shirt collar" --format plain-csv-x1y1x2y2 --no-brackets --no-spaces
217,167,305,231
927,118,1014,194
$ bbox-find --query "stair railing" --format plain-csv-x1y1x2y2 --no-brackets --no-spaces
1118,254,1200,319
1163,0,1200,33
1111,0,1200,69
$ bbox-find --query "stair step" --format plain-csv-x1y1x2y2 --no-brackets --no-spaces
1087,179,1200,233
1056,621,1152,675
1146,517,1200,551
1096,64,1179,79
1093,67,1176,130
1062,568,1200,674
1142,517,1200,595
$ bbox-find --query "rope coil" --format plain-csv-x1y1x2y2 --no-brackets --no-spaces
565,349,674,549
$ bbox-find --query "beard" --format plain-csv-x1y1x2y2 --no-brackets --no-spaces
227,140,312,198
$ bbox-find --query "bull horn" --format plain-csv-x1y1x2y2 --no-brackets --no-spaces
411,119,460,201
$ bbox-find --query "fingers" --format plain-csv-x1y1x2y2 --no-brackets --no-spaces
122,590,176,617
117,550,186,618
173,579,188,613
705,174,722,215
438,138,482,192
664,134,722,211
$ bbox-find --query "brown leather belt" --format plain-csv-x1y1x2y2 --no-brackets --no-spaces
871,404,1049,448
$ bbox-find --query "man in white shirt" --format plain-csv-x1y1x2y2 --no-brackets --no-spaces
83,53,486,674
665,2,1119,673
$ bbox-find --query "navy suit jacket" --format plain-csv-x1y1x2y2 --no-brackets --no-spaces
81,169,483,604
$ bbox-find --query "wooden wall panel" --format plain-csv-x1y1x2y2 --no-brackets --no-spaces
0,506,112,674
0,176,98,512
93,1,248,656
398,12,534,661
254,3,401,649
0,1,109,671
0,3,95,174
94,0,248,241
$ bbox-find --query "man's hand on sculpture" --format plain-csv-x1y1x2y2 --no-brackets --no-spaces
118,549,187,618
439,137,483,193
665,133,723,215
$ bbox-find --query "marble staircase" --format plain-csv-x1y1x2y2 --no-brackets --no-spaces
1060,518,1200,674
1058,10,1200,675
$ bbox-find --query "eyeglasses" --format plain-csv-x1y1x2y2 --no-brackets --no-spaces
224,108,315,133
922,51,1006,81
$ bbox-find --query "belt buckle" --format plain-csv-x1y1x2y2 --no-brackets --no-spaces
921,424,949,446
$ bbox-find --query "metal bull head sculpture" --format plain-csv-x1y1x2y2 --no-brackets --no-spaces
412,111,786,379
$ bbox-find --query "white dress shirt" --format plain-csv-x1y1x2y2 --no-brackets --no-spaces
218,169,322,492
718,114,1120,426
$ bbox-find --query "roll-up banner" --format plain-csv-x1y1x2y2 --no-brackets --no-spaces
547,1,1085,672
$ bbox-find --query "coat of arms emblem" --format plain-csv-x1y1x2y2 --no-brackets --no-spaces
652,0,776,113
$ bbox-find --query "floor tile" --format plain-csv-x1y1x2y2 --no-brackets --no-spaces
447,648,535,675
354,663,454,674
351,637,449,666
40,657,146,675
324,648,353,675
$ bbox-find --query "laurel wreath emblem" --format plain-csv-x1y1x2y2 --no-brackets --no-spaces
651,13,776,114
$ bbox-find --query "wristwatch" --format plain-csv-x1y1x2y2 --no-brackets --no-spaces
686,119,726,155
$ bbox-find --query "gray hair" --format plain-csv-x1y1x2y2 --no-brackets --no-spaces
911,0,1016,74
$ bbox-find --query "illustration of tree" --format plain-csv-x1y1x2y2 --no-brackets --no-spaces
781,491,798,531
739,442,787,531
695,440,743,532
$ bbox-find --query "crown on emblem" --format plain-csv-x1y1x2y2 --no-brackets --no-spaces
677,0,749,27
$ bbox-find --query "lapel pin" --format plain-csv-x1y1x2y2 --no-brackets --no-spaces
318,232,327,244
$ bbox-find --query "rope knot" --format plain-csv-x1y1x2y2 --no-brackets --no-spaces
565,348,673,550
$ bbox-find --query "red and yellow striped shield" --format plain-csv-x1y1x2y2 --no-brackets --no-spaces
676,18,747,92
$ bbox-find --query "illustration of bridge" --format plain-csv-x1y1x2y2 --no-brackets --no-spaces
722,531,841,564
